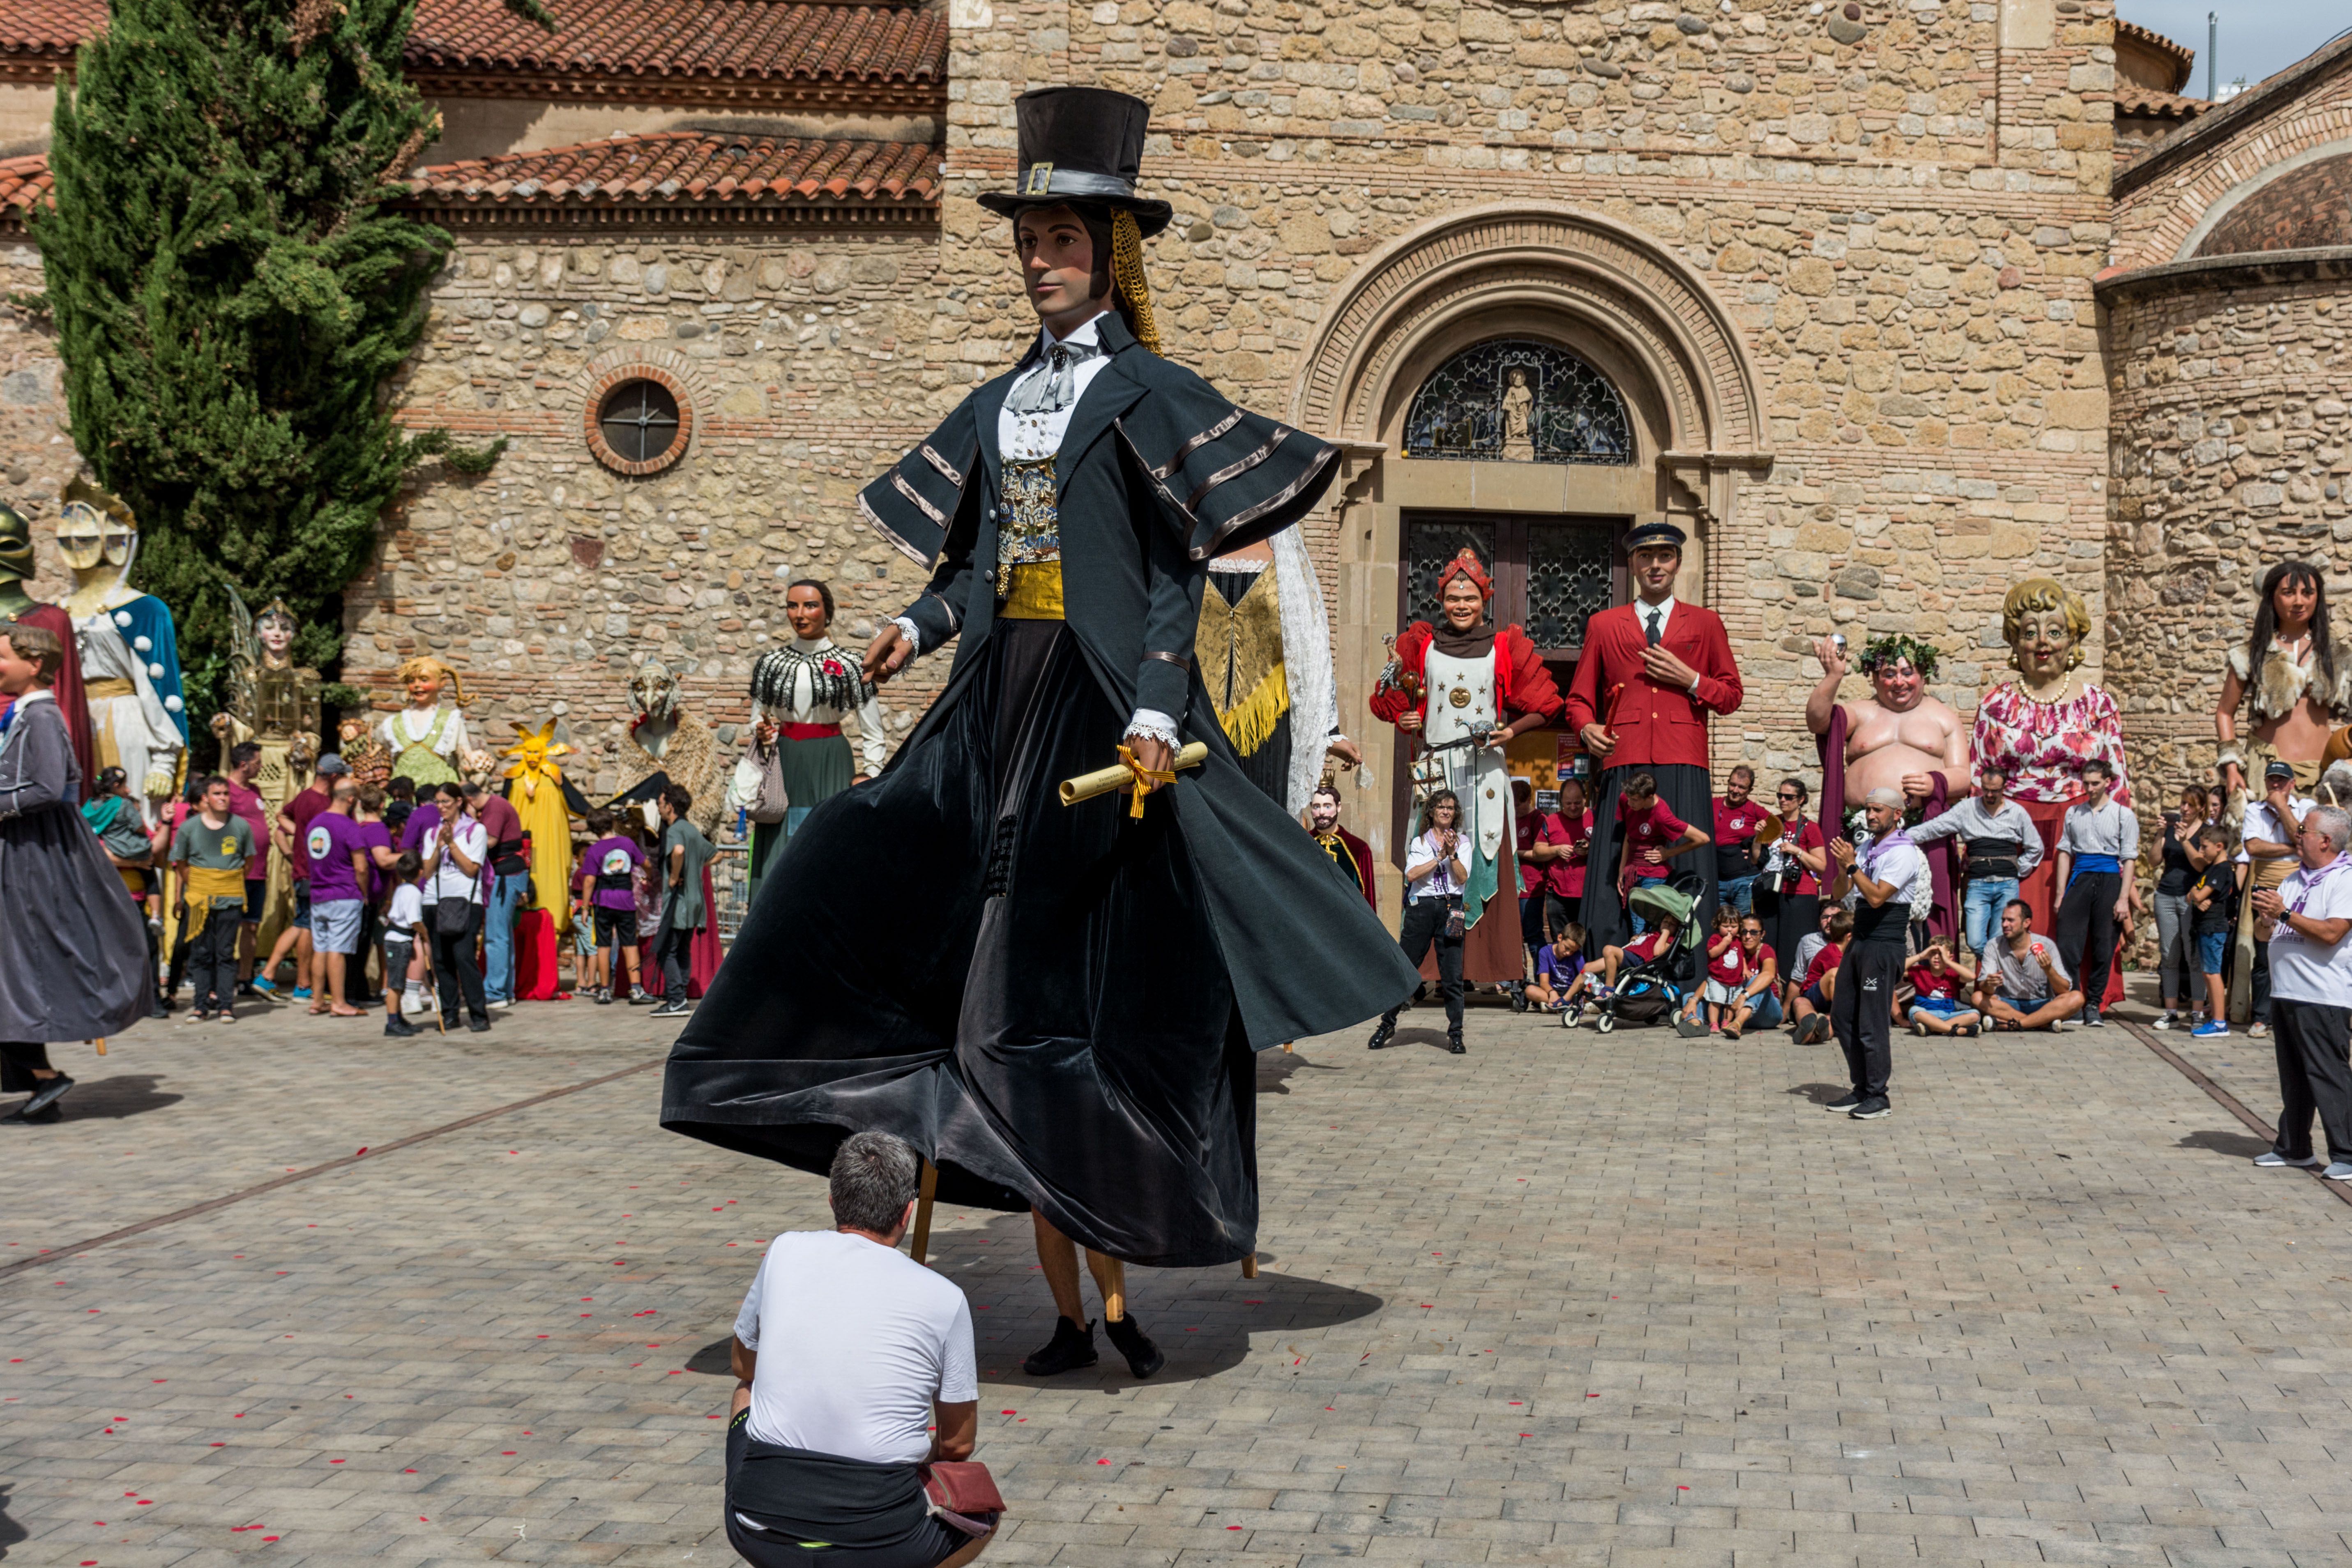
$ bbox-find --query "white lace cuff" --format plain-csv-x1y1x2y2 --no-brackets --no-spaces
1124,709,1181,749
890,616,924,657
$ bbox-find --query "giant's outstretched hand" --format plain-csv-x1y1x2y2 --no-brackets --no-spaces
863,624,913,686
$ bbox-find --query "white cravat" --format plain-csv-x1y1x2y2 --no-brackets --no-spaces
997,313,1113,462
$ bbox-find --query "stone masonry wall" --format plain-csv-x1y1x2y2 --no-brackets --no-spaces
359,224,947,799
2103,272,2352,795
932,0,2117,795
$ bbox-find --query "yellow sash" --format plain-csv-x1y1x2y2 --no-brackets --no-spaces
179,865,249,941
1002,562,1065,621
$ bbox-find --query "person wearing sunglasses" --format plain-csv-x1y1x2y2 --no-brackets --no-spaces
1754,777,1827,1014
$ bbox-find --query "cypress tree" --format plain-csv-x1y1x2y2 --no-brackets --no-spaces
35,0,544,735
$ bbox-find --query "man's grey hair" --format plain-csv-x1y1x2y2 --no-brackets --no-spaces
2308,804,2352,855
829,1131,920,1234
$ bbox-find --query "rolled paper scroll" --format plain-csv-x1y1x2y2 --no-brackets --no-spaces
1060,741,1210,806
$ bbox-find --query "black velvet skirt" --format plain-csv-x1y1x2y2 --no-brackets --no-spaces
663,619,1260,1269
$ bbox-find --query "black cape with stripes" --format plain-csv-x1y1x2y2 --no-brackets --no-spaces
663,312,1417,1267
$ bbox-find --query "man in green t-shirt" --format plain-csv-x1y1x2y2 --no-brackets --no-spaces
169,776,257,1021
652,783,714,1019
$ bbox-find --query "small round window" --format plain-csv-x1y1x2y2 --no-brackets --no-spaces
598,380,680,465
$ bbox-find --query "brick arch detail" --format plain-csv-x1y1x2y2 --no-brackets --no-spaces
1291,202,1764,458
2126,101,2352,265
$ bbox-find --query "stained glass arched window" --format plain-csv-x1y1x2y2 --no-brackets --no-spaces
1402,339,1633,465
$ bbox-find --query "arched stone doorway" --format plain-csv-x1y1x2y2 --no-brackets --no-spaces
1291,203,1772,872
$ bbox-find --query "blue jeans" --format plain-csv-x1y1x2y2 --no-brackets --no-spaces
482,870,528,1004
1719,873,1757,916
1963,877,2017,957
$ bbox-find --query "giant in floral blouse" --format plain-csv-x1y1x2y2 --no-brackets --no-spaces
1971,679,2129,1004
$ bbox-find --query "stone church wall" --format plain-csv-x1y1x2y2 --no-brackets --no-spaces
358,225,949,797
2102,267,2352,793
929,0,2118,822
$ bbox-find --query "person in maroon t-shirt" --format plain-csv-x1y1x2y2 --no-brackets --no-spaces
1712,764,1771,917
1613,771,1708,931
1512,778,1576,958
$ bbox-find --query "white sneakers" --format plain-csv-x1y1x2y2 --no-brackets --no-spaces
2328,1163,2352,1181
2253,1151,2322,1168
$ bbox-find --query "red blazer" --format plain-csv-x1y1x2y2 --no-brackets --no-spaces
1369,622,1564,730
1562,600,1742,771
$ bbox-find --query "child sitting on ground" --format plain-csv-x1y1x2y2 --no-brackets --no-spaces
1792,907,1853,1044
1904,935,1981,1036
1698,904,1748,1034
1524,922,1590,1013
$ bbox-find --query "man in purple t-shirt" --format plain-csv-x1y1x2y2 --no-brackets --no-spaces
257,753,347,999
304,776,371,1017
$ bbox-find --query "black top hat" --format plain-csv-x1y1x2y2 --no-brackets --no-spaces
1623,520,1689,553
977,87,1173,237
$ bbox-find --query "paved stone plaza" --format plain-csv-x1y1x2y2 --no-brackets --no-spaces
7,989,2352,1568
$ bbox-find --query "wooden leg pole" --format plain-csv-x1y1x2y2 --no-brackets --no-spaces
909,1158,939,1265
1085,1250,1126,1324
92,1039,106,1056
1241,1252,1258,1279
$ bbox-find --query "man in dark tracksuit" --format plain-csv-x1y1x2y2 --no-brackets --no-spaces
1827,785,1929,1121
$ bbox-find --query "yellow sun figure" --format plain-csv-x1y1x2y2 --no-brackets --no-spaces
500,718,581,935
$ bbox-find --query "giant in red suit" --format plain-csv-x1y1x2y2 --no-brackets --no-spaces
1561,520,1744,951
1368,550,1564,995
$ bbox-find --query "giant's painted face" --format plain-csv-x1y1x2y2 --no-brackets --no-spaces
55,500,107,573
258,613,295,660
405,669,442,707
631,660,680,721
1868,657,1923,712
2009,606,2076,683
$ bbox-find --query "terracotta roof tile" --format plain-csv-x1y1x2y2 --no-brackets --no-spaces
406,131,939,207
2116,82,2207,122
0,152,52,216
0,0,944,86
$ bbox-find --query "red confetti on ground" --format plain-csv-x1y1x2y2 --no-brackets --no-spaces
404,1470,417,1474
1097,1459,1110,1465
210,1443,225,1448
502,1452,516,1456
328,1459,343,1464
263,1537,278,1542
1001,1410,1015,1415
355,1148,368,1156
233,1414,245,1418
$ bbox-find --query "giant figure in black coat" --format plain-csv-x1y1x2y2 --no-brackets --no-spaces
663,87,1416,1376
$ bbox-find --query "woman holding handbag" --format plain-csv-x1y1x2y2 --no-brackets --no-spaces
419,781,491,1033
732,580,892,905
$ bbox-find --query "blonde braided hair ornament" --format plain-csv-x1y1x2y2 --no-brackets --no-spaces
1111,209,1162,356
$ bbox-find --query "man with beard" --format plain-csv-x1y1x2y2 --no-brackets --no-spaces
1305,782,1377,910
1562,521,1743,950
1807,632,1969,938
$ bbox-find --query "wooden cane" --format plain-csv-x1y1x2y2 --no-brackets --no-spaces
909,1158,939,1265
1099,1257,1126,1324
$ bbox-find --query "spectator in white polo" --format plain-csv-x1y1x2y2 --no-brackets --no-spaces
2249,803,2352,1179
725,1131,997,1568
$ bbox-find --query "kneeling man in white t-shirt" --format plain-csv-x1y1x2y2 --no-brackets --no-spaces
727,1131,998,1568
2250,804,2352,1180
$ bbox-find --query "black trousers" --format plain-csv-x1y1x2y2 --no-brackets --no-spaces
2056,870,2120,1011
657,924,695,1003
429,902,488,1025
1578,761,1718,953
1756,887,1819,1000
1384,896,1465,1032
187,912,241,1015
2270,999,2352,1163
1831,941,1903,1099
1,1039,53,1094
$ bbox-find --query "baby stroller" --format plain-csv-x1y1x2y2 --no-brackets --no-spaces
1584,874,1709,1036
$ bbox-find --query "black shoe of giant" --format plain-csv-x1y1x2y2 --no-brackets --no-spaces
1445,1029,1466,1055
1822,1091,1864,1112
1102,1313,1165,1379
22,1074,74,1117
1022,1315,1099,1376
3,1100,61,1124
1366,1014,1397,1050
